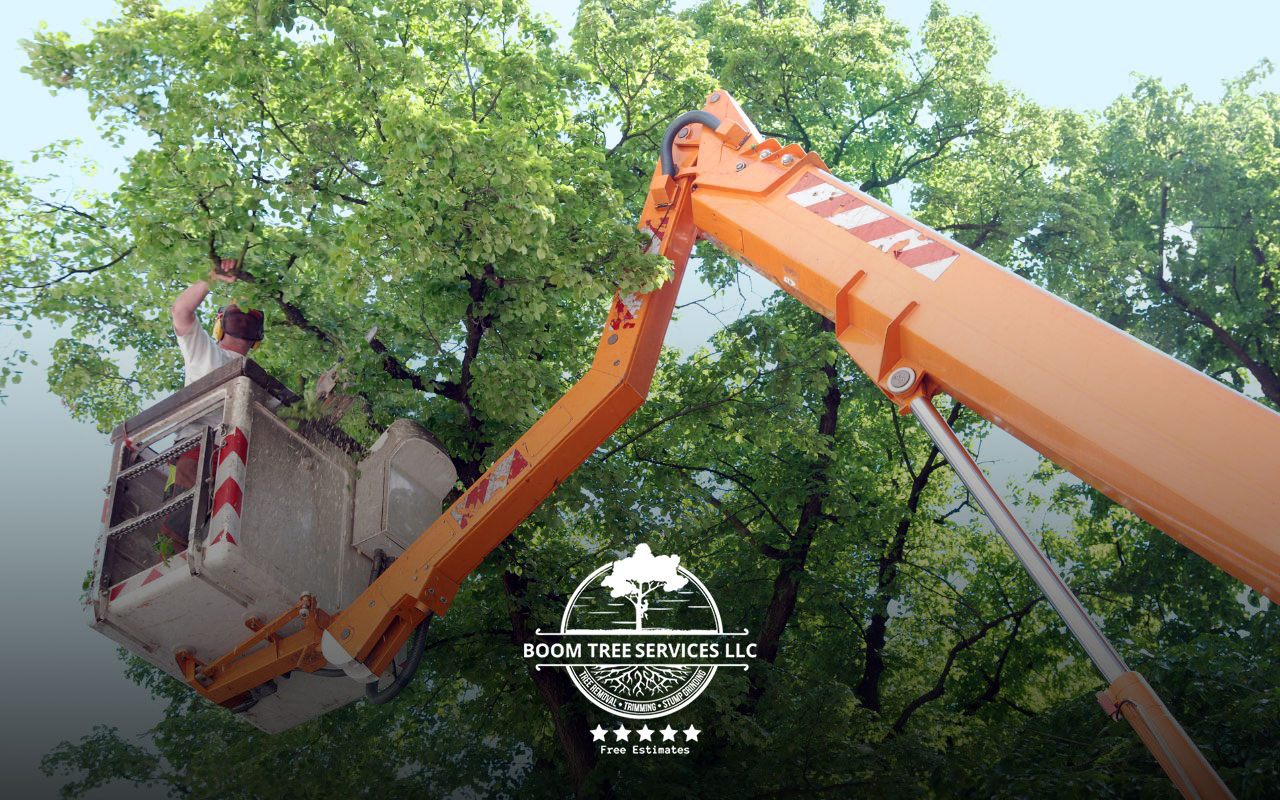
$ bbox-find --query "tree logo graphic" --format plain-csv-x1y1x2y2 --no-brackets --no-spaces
601,544,689,630
527,544,753,720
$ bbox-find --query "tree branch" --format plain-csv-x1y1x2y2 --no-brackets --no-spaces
6,247,134,290
741,318,841,713
891,596,1040,733
856,400,963,711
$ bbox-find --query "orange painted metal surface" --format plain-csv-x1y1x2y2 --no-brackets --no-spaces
1105,672,1233,799
178,594,329,706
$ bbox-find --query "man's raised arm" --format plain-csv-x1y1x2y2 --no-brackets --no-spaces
172,258,237,336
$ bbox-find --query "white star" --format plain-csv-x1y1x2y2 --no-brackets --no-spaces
682,725,701,742
636,725,654,741
614,725,631,741
590,725,608,742
659,725,678,741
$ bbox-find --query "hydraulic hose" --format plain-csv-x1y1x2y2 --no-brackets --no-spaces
364,614,432,706
660,110,723,177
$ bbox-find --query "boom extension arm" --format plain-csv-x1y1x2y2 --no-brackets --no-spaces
183,91,1277,799
184,176,701,701
316,206,698,681
643,91,1258,799
657,94,1280,604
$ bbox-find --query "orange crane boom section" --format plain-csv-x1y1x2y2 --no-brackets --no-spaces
664,93,1280,604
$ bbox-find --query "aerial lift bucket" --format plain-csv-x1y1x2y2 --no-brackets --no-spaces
88,360,455,732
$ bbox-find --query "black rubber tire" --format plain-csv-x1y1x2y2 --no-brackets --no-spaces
364,614,431,706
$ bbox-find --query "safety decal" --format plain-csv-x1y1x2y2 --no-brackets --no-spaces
217,428,249,466
609,292,644,331
451,447,530,530
107,551,188,602
211,478,244,518
208,427,248,547
786,173,958,281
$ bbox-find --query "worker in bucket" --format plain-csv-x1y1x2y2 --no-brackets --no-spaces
159,258,264,548
172,257,263,382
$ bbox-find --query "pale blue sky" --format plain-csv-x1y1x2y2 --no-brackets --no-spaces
1,2,1275,797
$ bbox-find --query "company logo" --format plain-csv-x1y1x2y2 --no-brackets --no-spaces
524,545,754,719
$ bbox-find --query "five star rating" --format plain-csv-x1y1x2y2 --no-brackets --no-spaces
592,724,700,755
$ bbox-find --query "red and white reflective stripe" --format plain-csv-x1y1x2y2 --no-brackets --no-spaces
450,447,530,530
211,479,244,518
107,551,188,602
208,427,249,547
105,426,252,603
787,173,958,281
217,428,249,468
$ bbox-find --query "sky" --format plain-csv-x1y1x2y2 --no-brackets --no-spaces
1,2,1276,798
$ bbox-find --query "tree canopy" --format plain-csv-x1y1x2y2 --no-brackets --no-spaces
5,1,1277,798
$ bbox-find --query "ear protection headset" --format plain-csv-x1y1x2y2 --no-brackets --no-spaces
213,305,264,350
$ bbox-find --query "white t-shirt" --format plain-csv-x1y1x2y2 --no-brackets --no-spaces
174,324,245,442
177,324,244,385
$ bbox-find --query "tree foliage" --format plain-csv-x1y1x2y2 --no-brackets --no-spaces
6,1,1276,798
1029,66,1280,408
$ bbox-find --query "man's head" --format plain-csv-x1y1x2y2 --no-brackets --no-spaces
214,304,264,355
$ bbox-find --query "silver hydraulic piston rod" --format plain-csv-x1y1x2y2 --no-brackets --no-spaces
908,394,1236,799
908,395,1129,683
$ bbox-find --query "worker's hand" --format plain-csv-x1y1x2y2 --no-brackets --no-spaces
211,258,239,283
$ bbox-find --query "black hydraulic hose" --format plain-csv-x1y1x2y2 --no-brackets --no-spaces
364,614,432,706
311,667,347,678
660,110,723,177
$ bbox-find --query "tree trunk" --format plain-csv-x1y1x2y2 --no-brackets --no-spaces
741,317,842,713
503,570,603,798
854,403,959,711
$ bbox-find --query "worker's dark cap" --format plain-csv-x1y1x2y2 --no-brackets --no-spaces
222,305,264,341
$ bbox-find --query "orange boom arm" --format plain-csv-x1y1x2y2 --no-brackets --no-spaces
184,91,1276,798
660,95,1280,603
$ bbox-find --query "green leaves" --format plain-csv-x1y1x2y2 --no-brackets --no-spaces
46,338,149,431
7,0,664,440
40,725,162,799
1023,66,1280,408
